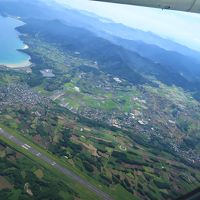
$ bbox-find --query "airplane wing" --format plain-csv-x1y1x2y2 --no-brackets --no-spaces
93,0,200,13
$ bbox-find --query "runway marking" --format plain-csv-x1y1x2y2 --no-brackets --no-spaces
51,162,56,166
24,144,31,148
0,128,114,200
36,153,41,157
21,144,29,150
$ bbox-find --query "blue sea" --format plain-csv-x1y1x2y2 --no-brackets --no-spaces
0,15,30,67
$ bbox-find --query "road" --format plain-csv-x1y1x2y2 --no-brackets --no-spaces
0,128,113,200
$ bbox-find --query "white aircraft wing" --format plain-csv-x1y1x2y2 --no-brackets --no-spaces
93,0,200,13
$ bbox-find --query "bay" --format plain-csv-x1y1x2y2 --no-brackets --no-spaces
0,15,30,68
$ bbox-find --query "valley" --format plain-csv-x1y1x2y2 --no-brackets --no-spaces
0,1,200,200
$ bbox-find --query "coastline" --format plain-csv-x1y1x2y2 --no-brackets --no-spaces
0,15,31,69
0,59,31,68
23,44,29,50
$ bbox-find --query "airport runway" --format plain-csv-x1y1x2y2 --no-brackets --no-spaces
0,128,113,200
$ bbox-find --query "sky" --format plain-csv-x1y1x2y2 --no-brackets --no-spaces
54,0,200,51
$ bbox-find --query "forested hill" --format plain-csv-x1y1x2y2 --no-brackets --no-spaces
108,36,200,82
18,18,200,97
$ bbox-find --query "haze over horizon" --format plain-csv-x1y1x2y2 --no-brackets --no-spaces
54,0,200,52
0,1,200,200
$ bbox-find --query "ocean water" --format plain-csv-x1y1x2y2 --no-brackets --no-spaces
0,15,30,67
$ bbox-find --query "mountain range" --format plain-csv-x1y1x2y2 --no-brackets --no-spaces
1,0,200,99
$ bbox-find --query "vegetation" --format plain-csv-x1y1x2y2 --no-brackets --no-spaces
0,6,200,200
0,141,80,200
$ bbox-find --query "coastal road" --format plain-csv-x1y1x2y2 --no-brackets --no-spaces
0,128,113,200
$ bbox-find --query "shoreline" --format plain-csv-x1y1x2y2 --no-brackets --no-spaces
0,59,32,68
23,44,29,50
0,15,31,69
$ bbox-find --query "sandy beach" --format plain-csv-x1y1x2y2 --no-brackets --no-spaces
0,44,31,68
23,44,29,49
0,15,31,69
0,59,31,68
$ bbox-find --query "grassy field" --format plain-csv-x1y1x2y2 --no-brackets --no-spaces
0,30,200,200
0,130,102,200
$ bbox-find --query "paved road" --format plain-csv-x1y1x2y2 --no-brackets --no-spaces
0,128,114,200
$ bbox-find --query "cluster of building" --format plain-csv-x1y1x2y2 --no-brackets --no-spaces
0,84,50,111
